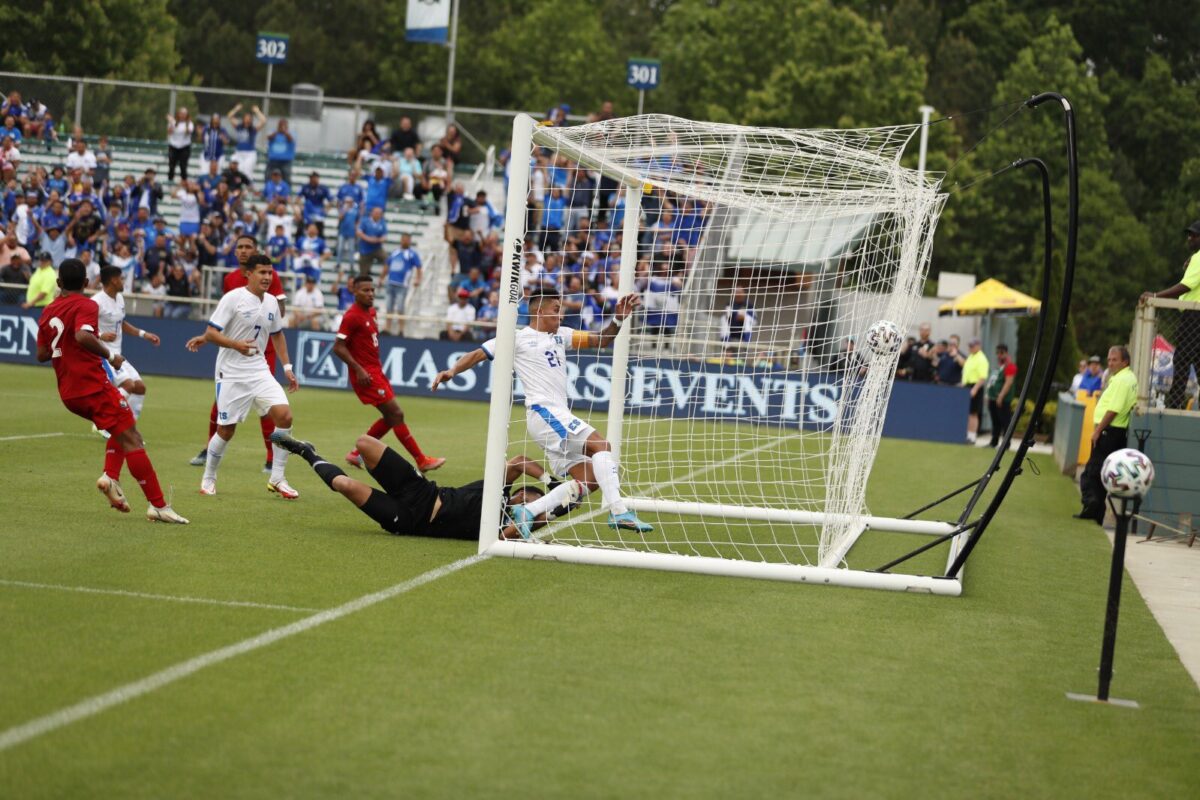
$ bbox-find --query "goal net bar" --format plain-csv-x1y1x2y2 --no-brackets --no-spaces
478,113,961,594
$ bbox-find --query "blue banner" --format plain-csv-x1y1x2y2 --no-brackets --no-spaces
0,308,968,443
405,0,450,43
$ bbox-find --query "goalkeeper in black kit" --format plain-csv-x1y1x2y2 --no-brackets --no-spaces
271,432,579,540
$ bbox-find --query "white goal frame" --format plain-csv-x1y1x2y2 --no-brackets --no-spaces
477,114,968,595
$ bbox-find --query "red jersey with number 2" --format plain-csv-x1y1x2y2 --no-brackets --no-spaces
338,303,382,372
38,293,111,400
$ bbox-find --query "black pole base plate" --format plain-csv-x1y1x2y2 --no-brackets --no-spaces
1065,691,1139,709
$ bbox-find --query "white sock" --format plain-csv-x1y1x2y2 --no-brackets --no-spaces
524,480,581,519
127,392,145,419
203,433,228,481
591,451,627,515
270,426,291,483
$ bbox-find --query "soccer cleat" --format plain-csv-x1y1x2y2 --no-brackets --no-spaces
91,422,111,440
147,505,190,524
345,449,365,469
417,456,447,473
199,477,217,495
189,448,208,466
267,479,300,500
608,511,653,533
509,505,535,540
97,474,130,513
269,430,316,460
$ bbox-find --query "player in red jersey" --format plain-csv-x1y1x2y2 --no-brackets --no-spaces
188,233,284,470
36,259,189,523
333,275,445,473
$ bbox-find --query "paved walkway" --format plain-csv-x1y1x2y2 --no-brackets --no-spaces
1109,525,1200,690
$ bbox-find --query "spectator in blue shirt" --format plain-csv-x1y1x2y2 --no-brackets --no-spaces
561,275,586,329
475,290,499,339
364,165,391,212
46,166,69,197
294,222,329,286
130,207,156,243
298,172,333,236
1079,355,1104,393
262,169,290,203
335,198,359,271
267,224,293,272
337,168,364,206
227,103,266,179
2,116,24,144
542,187,567,252
199,113,228,173
336,271,355,311
384,232,422,336
265,118,296,185
356,205,387,277
129,169,163,216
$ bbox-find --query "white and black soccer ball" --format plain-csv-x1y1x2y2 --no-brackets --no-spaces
864,320,902,357
1101,448,1155,499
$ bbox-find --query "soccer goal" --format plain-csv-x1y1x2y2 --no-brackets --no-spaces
479,113,964,594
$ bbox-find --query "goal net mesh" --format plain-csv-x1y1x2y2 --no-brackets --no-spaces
500,114,946,568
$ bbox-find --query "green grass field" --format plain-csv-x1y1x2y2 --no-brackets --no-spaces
1,362,1197,798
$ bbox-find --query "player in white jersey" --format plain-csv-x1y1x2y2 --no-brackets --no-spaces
432,288,651,537
186,254,302,499
94,265,161,427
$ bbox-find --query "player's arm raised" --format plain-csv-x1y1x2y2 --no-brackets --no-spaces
121,320,160,346
580,292,641,349
431,347,490,392
270,330,299,392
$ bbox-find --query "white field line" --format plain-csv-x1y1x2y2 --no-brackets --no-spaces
0,579,321,614
0,553,488,753
0,432,65,442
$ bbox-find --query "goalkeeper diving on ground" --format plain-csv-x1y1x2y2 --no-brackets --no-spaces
430,288,653,538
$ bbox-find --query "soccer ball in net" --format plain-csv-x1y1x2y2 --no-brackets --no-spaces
864,320,902,357
1101,448,1155,499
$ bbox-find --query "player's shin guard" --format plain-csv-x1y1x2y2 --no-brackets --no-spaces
127,392,145,420
590,450,627,515
203,433,228,481
524,479,582,518
312,460,346,490
104,440,125,480
260,416,276,465
393,423,426,461
365,418,390,439
269,427,291,483
125,448,165,508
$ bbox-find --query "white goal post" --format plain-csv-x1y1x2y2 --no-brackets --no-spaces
478,113,964,594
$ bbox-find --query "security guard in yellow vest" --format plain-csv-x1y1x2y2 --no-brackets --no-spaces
1141,220,1200,409
1075,346,1138,524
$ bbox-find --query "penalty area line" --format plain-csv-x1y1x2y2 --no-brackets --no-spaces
0,553,489,754
0,579,322,614
0,432,65,442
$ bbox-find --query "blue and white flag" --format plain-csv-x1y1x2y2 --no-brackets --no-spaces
406,0,451,44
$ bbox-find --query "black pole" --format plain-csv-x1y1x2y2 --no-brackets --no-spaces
901,478,982,520
1097,496,1133,701
946,93,1079,578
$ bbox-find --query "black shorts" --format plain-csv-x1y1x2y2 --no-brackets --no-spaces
357,447,439,535
969,390,983,416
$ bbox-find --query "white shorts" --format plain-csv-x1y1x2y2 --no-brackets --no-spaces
231,150,258,178
216,374,287,425
526,403,595,477
105,358,142,387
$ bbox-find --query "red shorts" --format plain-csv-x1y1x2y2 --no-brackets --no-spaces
63,385,136,436
352,369,395,406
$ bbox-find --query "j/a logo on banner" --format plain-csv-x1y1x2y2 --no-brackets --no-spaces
297,331,347,388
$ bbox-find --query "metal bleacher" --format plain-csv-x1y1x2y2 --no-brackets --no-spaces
21,137,456,334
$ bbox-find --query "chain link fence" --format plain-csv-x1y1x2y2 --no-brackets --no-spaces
1132,297,1200,412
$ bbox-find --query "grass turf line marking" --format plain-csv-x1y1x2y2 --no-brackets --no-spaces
0,553,488,753
0,432,65,442
0,579,322,614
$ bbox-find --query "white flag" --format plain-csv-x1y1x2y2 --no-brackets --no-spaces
406,0,451,44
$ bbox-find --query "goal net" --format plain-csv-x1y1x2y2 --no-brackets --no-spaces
479,114,956,593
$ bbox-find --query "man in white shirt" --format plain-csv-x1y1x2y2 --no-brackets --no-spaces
432,288,650,537
187,254,302,498
94,266,161,427
291,275,325,330
65,138,97,174
441,288,477,342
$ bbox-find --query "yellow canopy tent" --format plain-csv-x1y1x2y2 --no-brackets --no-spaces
938,278,1041,317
